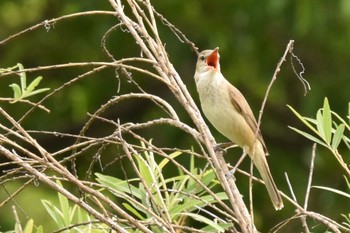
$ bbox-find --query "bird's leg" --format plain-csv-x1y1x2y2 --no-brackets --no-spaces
225,149,248,180
213,142,237,154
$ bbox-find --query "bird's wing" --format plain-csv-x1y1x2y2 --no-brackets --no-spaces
228,85,269,155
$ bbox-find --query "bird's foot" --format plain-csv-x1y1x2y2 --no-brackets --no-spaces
213,142,236,154
225,168,236,180
225,150,249,181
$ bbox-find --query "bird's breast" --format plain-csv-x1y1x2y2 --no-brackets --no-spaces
195,72,254,148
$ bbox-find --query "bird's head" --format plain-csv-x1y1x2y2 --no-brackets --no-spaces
195,47,221,73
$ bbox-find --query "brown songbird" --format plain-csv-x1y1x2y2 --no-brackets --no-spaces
194,48,283,210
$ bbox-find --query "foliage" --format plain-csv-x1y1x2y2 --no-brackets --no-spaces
288,97,350,232
95,142,232,232
0,63,50,103
4,219,43,233
41,180,112,233
288,97,350,175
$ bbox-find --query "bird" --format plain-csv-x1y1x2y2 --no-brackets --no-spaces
193,47,284,210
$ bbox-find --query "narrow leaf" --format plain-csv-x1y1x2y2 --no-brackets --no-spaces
26,76,43,93
95,173,141,198
345,176,350,190
122,203,145,220
23,219,34,233
316,110,325,141
77,206,90,223
41,200,65,228
331,124,345,149
288,126,328,147
187,154,196,188
201,223,233,232
0,64,19,73
23,88,50,98
158,151,182,170
330,110,350,132
9,84,22,100
287,105,319,135
17,63,26,93
181,212,225,232
134,153,154,188
56,180,70,226
170,192,228,214
322,97,332,143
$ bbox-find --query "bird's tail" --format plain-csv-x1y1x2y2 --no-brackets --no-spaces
252,144,284,210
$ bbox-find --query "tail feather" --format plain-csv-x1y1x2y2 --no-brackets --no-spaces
252,145,284,210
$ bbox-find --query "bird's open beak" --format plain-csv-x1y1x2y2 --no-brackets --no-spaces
206,47,219,69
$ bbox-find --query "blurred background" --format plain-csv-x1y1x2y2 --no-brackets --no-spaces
0,0,349,232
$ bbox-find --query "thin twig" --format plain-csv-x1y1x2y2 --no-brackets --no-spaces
304,143,317,209
284,172,298,202
0,11,117,45
255,40,295,145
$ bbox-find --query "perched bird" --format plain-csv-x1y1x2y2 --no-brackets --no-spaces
194,48,284,210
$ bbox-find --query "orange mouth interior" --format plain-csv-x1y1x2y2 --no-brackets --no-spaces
206,50,218,69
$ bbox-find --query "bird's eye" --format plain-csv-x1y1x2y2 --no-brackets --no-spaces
199,56,205,61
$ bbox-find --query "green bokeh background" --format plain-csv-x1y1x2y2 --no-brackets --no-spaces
0,0,349,232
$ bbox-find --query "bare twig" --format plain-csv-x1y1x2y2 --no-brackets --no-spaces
300,143,317,233
255,40,295,144
0,11,117,45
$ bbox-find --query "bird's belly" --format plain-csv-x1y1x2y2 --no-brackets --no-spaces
201,97,253,149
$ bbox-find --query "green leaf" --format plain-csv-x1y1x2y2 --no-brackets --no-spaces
95,173,141,199
345,176,350,190
158,151,182,171
77,206,90,223
316,110,325,142
23,88,50,98
184,169,217,195
56,181,71,226
167,175,190,208
187,153,196,188
331,123,345,149
9,84,22,101
288,126,328,147
41,200,65,228
287,105,319,136
176,192,227,214
8,63,50,102
134,153,154,188
23,219,34,233
26,76,43,93
123,202,145,220
17,63,27,94
35,225,44,233
180,212,225,232
0,64,19,73
322,97,332,144
96,173,148,216
201,223,233,232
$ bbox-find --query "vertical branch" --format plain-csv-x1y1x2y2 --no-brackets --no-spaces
255,40,295,141
107,0,257,232
301,143,317,233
